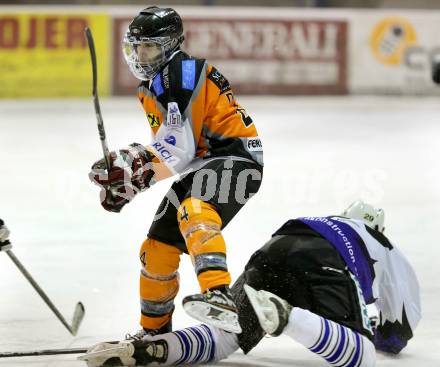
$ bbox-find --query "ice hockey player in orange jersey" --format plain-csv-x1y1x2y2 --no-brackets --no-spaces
89,6,263,337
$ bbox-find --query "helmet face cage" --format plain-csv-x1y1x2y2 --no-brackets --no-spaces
123,32,181,81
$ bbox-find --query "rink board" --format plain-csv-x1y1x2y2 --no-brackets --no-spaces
1,6,440,96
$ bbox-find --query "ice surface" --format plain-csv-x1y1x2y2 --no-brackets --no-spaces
0,96,439,366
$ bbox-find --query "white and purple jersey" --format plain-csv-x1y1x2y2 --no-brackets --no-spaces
294,216,421,352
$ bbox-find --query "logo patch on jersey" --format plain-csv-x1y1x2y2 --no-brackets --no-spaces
246,137,263,152
147,113,160,128
166,102,183,128
164,135,176,146
208,67,231,94
151,142,177,164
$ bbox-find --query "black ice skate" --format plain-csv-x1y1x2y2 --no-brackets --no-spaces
182,286,242,333
78,335,168,367
244,284,292,337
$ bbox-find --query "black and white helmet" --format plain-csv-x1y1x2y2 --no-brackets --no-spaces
122,6,184,81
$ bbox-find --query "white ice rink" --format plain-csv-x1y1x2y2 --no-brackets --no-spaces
0,96,439,366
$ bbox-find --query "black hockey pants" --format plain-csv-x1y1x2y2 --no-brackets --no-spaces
232,232,372,354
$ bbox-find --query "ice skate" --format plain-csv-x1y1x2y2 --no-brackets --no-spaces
244,284,292,336
78,341,135,367
78,335,169,367
125,320,171,340
182,286,242,333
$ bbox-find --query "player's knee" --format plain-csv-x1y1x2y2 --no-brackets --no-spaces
177,197,228,270
177,198,230,290
177,197,221,231
139,237,181,274
177,198,223,251
139,237,180,303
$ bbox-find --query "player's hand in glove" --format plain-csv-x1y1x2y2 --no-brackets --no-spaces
373,327,407,354
89,143,156,213
370,316,408,354
0,219,11,251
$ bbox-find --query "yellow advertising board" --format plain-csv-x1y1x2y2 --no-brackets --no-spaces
0,13,110,98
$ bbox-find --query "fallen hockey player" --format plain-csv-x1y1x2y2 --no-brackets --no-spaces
80,200,421,367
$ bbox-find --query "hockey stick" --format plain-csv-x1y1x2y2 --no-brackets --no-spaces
0,346,88,358
0,341,119,358
85,27,111,170
0,241,85,336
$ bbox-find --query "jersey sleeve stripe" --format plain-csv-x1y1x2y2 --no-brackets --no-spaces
182,59,196,90
152,73,164,96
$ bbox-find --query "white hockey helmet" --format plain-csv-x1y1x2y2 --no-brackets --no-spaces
342,200,385,232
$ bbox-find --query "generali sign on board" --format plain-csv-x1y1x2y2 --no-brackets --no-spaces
113,17,348,95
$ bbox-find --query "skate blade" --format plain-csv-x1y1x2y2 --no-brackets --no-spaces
183,301,242,334
244,284,277,335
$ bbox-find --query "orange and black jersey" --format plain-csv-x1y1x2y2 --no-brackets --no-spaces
138,51,263,179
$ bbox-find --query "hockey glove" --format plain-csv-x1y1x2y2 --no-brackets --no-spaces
373,327,407,354
89,143,155,213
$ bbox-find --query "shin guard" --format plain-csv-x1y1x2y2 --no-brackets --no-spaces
139,238,182,330
177,198,231,292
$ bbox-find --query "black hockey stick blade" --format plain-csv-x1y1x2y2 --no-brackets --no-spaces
0,341,118,358
84,27,111,170
0,347,88,358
